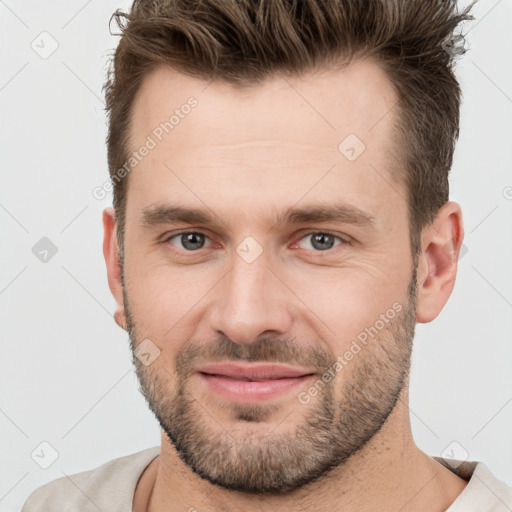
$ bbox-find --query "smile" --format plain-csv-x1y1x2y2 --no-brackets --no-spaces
196,362,316,403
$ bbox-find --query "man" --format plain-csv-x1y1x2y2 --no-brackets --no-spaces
22,0,512,511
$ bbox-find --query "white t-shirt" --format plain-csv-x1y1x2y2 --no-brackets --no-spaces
21,446,512,511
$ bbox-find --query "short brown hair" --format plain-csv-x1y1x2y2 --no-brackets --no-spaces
103,0,474,265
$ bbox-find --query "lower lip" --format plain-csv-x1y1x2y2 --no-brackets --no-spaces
198,373,315,403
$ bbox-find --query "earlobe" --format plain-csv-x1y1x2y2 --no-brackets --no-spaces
102,207,126,330
415,202,464,324
114,309,127,330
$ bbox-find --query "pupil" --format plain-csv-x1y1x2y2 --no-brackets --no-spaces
183,233,204,250
313,233,333,251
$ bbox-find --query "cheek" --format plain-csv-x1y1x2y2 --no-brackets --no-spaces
125,237,411,355
281,264,408,348
124,263,214,345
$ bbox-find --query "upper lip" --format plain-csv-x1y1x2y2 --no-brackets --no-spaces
196,362,314,381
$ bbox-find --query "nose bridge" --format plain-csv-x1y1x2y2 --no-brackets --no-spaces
209,243,292,344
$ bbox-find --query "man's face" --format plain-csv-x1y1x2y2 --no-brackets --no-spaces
121,61,418,493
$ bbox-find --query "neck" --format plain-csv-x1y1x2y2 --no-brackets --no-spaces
143,386,467,512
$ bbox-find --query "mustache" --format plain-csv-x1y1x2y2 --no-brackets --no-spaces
174,336,335,377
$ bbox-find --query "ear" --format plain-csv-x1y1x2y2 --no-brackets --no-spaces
415,201,465,323
102,207,126,330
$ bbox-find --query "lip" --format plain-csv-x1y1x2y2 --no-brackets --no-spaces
196,362,316,403
197,362,313,380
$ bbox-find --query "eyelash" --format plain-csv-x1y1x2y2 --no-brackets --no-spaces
162,230,350,255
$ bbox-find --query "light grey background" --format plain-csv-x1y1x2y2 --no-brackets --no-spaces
1,1,511,510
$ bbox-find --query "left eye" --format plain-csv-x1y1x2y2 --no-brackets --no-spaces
295,232,344,252
165,231,344,253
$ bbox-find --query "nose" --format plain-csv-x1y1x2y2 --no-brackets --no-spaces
207,250,293,345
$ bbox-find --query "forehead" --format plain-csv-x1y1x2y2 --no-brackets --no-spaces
126,60,404,227
130,59,397,147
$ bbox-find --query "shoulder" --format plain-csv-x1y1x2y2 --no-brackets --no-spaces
468,461,512,507
433,456,512,510
21,446,160,512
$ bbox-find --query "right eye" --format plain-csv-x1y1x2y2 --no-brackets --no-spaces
164,231,214,252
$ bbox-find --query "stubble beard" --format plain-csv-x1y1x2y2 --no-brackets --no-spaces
124,268,418,494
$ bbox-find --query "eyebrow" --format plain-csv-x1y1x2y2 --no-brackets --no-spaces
140,203,376,230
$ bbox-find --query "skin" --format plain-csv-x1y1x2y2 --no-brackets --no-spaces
103,59,466,511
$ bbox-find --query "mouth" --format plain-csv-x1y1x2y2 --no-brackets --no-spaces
196,362,317,403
